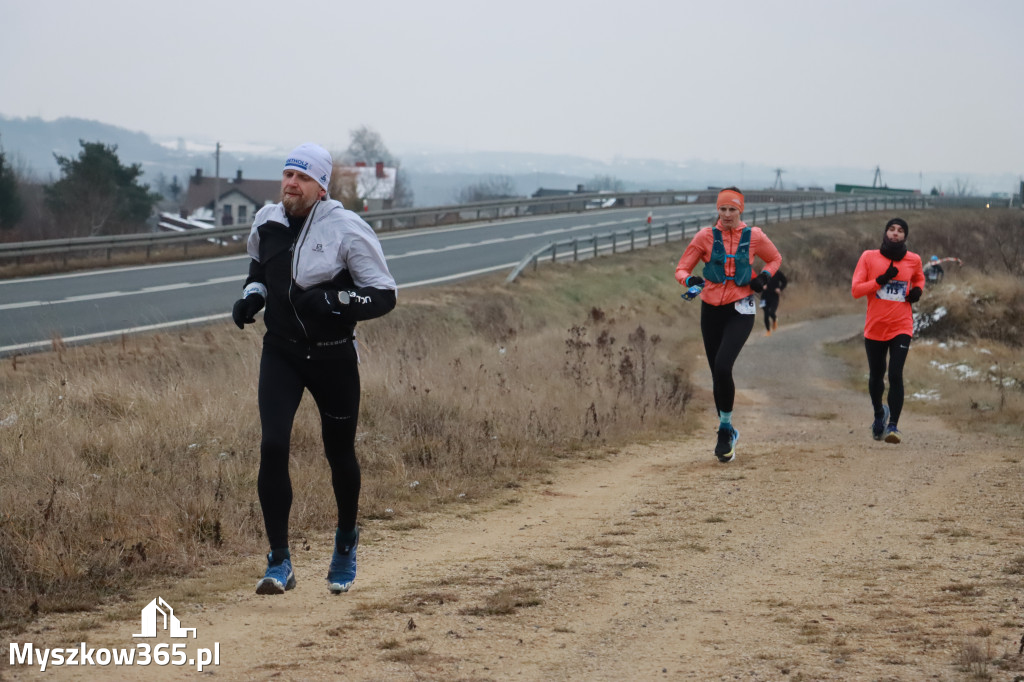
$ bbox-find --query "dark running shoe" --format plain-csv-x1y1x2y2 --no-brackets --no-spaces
884,424,902,444
714,426,739,463
327,527,359,594
871,405,890,441
256,550,295,595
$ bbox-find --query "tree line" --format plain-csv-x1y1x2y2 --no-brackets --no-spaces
0,126,417,242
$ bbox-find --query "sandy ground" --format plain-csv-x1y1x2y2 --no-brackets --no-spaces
6,313,1024,681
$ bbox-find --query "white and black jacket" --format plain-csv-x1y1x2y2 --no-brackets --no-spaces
242,199,397,355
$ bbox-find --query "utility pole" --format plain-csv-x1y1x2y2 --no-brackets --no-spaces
213,142,221,227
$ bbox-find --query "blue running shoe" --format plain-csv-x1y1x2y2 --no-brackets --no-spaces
714,426,739,463
871,405,890,441
884,424,902,444
256,550,295,595
327,527,359,594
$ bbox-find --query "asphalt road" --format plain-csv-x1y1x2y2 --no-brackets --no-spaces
0,204,753,354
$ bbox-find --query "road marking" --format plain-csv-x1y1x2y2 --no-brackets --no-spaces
386,215,684,259
0,276,241,310
0,265,518,354
0,254,248,284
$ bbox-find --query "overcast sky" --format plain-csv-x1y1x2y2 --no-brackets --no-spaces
1,0,1021,179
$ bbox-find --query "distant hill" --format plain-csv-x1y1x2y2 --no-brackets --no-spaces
1,115,1016,207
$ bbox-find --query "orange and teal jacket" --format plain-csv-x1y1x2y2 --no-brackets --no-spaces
851,249,925,341
674,222,783,306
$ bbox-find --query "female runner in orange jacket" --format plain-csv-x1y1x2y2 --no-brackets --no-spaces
675,187,782,463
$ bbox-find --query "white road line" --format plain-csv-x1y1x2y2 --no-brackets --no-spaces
0,254,248,285
387,216,671,259
0,264,519,354
0,275,241,310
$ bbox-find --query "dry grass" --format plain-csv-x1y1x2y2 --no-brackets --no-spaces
2,206,1020,632
0,249,698,629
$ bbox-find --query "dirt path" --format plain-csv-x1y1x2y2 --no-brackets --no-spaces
9,314,1024,681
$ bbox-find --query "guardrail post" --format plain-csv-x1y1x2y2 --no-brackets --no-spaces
612,233,617,254
593,235,598,258
573,238,579,262
630,229,635,251
551,243,557,263
647,224,652,247
800,204,805,219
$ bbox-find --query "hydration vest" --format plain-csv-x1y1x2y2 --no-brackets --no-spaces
703,227,752,285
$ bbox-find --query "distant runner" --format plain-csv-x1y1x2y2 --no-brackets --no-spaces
675,187,783,462
851,217,925,444
924,255,962,287
760,270,788,336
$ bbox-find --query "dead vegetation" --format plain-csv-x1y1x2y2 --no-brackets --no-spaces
2,206,1021,650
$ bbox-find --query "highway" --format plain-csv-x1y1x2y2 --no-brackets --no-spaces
0,203,744,355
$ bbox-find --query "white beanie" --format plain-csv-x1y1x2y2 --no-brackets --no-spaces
283,143,332,193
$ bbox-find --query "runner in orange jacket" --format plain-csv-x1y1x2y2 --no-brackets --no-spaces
851,217,925,444
675,187,782,462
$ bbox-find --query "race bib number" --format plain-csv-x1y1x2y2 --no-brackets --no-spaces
876,280,908,302
734,295,756,315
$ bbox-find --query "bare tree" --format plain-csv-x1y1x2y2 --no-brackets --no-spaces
340,125,414,207
951,177,977,197
329,165,363,212
454,175,518,203
585,175,624,192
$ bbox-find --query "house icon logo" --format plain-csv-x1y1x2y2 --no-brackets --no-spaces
133,597,197,639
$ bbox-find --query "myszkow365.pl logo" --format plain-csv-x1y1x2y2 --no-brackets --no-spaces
9,597,220,673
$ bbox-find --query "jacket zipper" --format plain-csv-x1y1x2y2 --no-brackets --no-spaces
288,203,318,354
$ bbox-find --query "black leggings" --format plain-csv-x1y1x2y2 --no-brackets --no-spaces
762,297,779,331
864,334,911,425
700,301,755,415
257,341,361,551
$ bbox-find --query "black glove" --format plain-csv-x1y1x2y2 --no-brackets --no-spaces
293,287,349,317
906,286,922,304
748,271,771,293
875,264,899,287
685,275,704,288
232,294,265,329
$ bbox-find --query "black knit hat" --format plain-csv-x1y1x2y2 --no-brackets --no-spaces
885,217,909,237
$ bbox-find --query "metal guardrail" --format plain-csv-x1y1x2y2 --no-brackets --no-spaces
362,188,827,231
2,188,968,267
506,195,931,282
0,189,832,265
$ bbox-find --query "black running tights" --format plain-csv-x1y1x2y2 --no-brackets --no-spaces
700,301,755,415
762,298,779,331
864,334,911,425
257,342,361,551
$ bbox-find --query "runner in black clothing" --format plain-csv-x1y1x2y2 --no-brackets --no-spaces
760,270,788,336
232,143,397,595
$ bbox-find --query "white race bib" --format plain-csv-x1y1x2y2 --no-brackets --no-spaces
876,280,908,302
734,295,756,315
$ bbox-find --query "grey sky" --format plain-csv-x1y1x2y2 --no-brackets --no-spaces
1,0,1021,178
